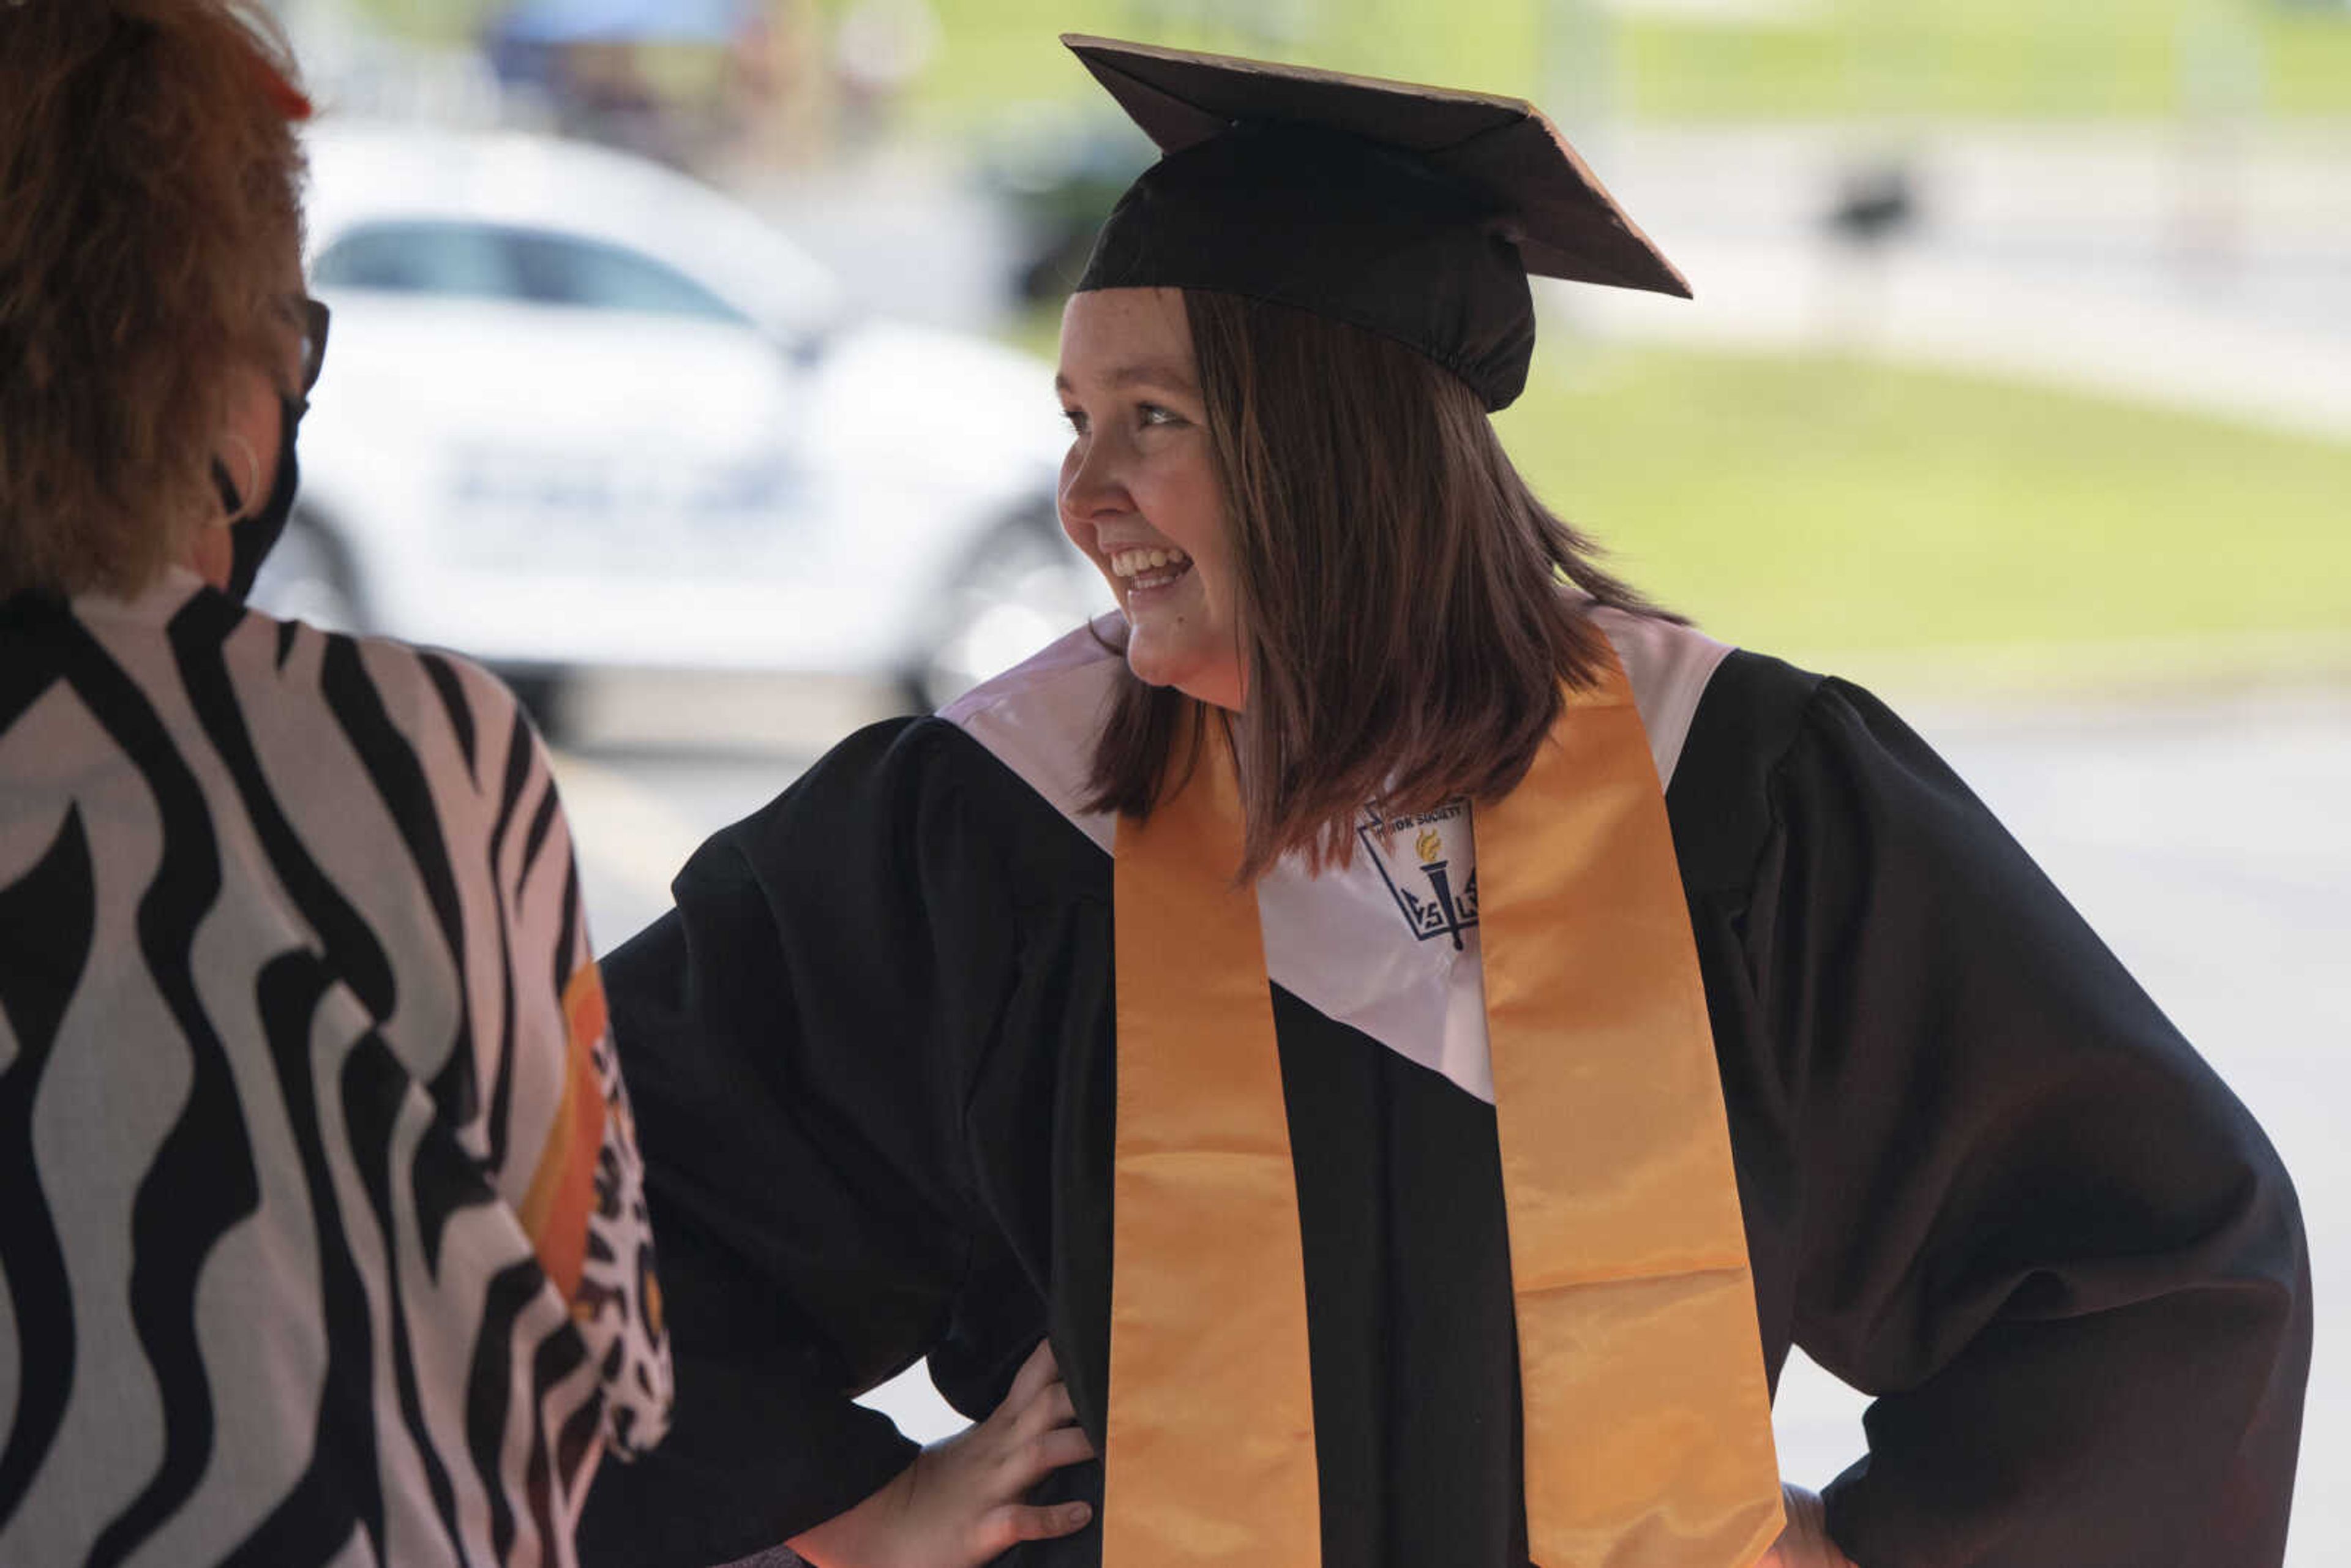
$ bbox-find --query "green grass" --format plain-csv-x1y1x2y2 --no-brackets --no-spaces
1617,1,2351,121
1502,343,2351,662
900,0,1550,137
908,0,2351,127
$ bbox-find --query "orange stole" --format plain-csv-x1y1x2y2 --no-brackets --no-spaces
1106,656,1782,1567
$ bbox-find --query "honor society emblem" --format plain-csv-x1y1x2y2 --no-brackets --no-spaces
1358,801,1479,949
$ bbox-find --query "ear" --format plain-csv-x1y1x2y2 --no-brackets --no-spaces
214,433,262,524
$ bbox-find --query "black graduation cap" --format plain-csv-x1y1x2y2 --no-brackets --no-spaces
1066,34,1690,412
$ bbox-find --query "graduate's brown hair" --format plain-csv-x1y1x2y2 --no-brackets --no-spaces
0,0,308,600
1085,290,1673,877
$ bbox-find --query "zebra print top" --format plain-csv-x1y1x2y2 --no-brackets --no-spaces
0,568,672,1567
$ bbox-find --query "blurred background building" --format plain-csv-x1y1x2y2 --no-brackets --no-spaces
254,1,2347,1558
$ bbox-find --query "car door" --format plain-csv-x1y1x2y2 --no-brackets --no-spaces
300,217,866,670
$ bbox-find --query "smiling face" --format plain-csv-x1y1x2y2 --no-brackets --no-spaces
1056,287,1243,710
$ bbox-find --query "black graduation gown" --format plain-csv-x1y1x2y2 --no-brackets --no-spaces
576,617,2309,1568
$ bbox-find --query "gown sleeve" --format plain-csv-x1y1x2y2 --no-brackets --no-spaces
576,718,1013,1567
1749,678,2312,1567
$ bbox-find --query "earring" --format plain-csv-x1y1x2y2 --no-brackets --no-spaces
218,432,261,523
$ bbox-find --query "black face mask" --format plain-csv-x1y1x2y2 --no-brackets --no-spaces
208,393,304,602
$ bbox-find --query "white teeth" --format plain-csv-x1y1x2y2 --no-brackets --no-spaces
1111,547,1191,580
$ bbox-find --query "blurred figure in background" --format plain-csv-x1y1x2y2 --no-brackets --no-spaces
833,0,942,146
0,4,670,1562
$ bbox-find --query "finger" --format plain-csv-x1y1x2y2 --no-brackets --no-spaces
1009,1379,1079,1443
1002,1337,1060,1412
975,1500,1094,1556
1002,1424,1098,1489
1037,1425,1097,1469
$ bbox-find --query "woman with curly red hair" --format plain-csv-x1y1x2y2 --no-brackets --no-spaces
0,6,671,1563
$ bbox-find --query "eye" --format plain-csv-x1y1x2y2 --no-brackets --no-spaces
1060,406,1090,436
1138,403,1183,429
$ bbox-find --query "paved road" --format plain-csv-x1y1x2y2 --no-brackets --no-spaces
554,675,2348,1562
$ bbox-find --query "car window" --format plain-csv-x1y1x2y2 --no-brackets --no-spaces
504,230,747,324
314,220,750,328
313,220,511,298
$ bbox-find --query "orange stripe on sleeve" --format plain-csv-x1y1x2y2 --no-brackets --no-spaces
517,965,610,1302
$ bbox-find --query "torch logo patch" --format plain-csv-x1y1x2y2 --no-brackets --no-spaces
1358,801,1478,950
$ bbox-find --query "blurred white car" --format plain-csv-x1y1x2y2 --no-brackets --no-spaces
258,124,1104,716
